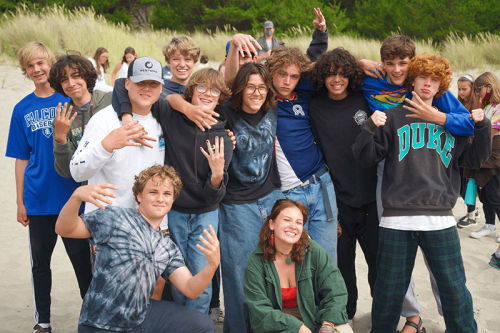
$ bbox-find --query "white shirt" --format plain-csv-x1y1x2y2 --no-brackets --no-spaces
70,106,167,227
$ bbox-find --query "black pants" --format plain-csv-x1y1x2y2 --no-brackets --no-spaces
479,173,500,225
29,215,93,324
336,200,379,319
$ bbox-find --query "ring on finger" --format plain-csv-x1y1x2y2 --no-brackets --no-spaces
378,63,382,67
250,38,257,42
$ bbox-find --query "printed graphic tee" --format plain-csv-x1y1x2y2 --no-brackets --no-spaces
6,92,82,215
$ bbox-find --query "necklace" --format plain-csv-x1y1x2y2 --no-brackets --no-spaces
276,249,292,265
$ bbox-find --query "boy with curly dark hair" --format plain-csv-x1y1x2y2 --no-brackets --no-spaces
309,47,379,325
353,53,489,333
48,54,112,178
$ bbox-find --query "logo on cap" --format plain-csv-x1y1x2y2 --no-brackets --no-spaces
145,61,153,69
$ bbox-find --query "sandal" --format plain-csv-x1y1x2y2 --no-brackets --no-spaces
395,317,426,333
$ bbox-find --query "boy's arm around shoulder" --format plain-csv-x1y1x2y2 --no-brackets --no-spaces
352,111,391,168
244,252,304,333
434,91,474,136
459,117,492,169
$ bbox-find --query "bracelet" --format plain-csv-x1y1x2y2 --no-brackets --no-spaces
319,321,339,333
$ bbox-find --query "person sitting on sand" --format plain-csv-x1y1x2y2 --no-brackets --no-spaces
88,47,112,92
55,164,217,333
244,199,352,333
353,53,490,333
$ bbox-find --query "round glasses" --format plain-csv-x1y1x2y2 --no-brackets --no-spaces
196,85,221,98
245,84,268,95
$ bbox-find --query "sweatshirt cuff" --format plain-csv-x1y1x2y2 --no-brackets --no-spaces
364,117,378,133
475,117,490,128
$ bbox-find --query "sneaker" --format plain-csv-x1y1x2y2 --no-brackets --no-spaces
209,307,224,324
457,216,477,228
348,319,354,328
489,253,500,269
470,225,496,239
33,325,52,333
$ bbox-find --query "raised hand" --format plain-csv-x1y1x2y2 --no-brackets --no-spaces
359,59,386,80
196,225,220,268
73,183,118,210
371,110,387,127
54,102,77,144
404,91,446,125
101,121,151,153
229,34,262,59
121,113,156,148
200,136,225,189
313,8,327,32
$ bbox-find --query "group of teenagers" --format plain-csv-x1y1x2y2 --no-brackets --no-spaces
6,7,499,333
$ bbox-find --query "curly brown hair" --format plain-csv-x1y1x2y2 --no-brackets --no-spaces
258,199,311,264
311,48,364,97
380,35,416,62
183,68,231,109
405,53,452,99
266,47,312,83
132,165,183,204
230,62,276,112
48,55,98,96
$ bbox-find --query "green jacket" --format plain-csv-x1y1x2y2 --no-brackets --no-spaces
52,90,112,178
244,240,348,333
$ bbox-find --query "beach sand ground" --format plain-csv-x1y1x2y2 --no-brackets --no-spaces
1,61,499,333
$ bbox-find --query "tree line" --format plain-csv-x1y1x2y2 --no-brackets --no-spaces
2,0,499,42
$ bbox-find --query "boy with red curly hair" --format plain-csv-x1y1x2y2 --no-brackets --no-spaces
353,53,489,333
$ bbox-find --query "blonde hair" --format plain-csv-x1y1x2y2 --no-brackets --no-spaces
457,74,479,111
132,165,183,204
162,36,200,64
18,41,55,78
474,72,500,107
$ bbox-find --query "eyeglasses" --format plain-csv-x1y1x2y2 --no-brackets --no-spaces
475,85,487,93
196,85,221,98
245,84,268,95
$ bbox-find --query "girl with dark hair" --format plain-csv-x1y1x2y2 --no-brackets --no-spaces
244,199,352,333
88,47,112,92
111,47,136,86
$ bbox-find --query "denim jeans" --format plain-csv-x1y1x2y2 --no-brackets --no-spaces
282,171,338,264
219,189,285,333
168,209,219,315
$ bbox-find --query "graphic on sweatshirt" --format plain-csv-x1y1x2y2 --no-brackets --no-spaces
369,88,407,109
229,115,277,185
397,123,455,167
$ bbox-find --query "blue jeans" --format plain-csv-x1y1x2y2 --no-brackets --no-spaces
219,189,285,333
282,171,338,264
168,209,219,315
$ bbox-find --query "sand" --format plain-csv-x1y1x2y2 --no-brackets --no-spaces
1,60,499,333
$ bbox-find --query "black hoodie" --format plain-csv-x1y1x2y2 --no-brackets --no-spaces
352,103,492,217
112,79,233,214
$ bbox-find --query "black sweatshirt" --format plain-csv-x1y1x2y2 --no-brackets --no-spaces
309,92,377,208
112,79,233,214
352,103,492,217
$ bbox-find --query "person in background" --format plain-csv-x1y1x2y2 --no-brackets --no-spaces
198,54,210,70
6,41,92,333
255,20,283,63
111,46,137,86
88,47,112,92
245,199,351,333
161,36,200,98
456,74,480,228
468,72,500,241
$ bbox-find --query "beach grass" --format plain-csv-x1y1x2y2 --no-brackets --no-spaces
0,4,499,78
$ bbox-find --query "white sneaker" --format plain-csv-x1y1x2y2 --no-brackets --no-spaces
470,225,496,239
